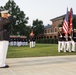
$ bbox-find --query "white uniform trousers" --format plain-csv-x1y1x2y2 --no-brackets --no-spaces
9,41,13,46
58,41,65,52
30,41,34,48
0,41,9,67
58,41,62,52
22,42,25,46
33,41,36,47
65,41,71,52
13,41,17,46
71,40,75,52
17,41,22,47
26,42,28,45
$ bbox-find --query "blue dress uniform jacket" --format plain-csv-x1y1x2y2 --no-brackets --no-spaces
58,33,66,41
29,36,34,42
0,16,12,41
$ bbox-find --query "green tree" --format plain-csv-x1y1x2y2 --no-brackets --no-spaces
32,19,44,36
24,25,32,39
0,0,29,36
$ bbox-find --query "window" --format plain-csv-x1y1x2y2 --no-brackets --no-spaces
54,28,57,32
50,29,52,33
54,36,57,38
50,36,52,38
44,30,47,33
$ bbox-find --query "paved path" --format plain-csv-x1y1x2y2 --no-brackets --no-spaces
0,55,76,75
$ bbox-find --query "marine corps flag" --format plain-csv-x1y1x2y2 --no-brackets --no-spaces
69,8,73,34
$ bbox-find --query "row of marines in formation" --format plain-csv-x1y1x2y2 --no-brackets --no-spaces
58,30,76,52
9,35,36,48
9,37,28,46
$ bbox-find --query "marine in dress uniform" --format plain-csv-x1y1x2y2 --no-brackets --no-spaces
71,37,75,52
58,31,66,52
0,10,12,68
17,37,21,47
21,38,26,46
17,37,19,46
70,32,76,52
13,38,17,46
29,31,35,48
33,36,36,47
9,37,13,46
65,34,71,52
26,39,28,45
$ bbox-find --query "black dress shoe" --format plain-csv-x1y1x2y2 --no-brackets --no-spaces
71,51,75,52
0,65,9,68
60,50,63,52
66,50,69,52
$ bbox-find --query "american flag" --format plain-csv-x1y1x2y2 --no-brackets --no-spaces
62,8,69,36
69,8,73,34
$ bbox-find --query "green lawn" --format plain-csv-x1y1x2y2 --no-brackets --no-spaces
7,44,76,58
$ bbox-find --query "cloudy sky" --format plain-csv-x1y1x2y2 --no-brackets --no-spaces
0,0,76,25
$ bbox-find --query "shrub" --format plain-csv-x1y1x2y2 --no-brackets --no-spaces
36,38,58,44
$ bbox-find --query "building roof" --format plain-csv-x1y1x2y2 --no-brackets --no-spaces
50,13,76,22
44,24,52,29
50,15,65,21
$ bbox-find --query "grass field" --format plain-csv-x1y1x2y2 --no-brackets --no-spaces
7,44,76,58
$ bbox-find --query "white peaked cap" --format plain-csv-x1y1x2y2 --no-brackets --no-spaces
1,10,8,14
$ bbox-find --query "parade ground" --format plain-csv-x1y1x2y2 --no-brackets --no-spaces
0,55,76,75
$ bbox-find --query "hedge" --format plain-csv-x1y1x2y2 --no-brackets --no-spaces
36,38,58,44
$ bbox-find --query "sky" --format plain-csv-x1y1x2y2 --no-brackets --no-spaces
0,0,76,26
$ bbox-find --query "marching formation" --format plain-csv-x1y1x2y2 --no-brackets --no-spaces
58,28,76,52
9,36,28,46
58,8,76,52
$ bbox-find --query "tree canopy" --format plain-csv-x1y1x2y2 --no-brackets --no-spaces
32,19,44,36
0,0,30,37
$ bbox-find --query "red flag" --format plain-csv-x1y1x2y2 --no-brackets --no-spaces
62,8,69,35
69,8,73,34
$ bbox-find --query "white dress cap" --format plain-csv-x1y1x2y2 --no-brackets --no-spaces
1,10,8,14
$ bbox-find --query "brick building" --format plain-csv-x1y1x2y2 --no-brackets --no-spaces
49,15,65,38
36,13,76,40
37,15,65,39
